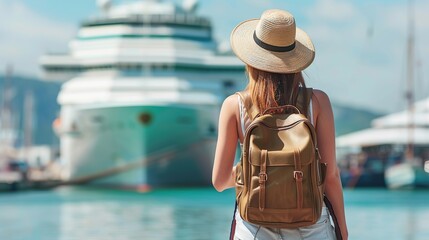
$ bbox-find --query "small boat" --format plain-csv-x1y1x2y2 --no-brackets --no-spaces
385,161,429,189
383,0,429,189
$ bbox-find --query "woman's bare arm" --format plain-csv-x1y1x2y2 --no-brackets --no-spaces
212,95,239,192
314,90,349,240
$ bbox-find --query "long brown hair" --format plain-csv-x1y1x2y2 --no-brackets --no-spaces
246,65,308,116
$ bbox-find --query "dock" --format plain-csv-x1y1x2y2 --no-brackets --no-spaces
0,170,62,192
0,179,62,192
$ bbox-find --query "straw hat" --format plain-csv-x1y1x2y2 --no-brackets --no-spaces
230,9,315,73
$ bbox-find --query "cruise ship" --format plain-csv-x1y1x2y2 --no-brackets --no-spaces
39,0,244,190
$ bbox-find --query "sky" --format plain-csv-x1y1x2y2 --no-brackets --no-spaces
0,0,428,113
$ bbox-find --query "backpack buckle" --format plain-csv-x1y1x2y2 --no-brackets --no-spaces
259,173,267,183
315,148,322,160
294,171,303,180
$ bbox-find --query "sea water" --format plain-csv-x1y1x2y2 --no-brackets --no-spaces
0,187,428,240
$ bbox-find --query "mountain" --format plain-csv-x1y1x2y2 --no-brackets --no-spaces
332,103,382,136
0,75,61,146
0,75,381,145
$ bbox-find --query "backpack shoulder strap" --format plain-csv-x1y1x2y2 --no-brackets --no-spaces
296,87,313,118
236,91,259,121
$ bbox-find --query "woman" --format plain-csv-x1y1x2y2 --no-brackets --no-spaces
212,9,348,240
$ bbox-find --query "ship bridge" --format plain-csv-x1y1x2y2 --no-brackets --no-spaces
39,0,242,82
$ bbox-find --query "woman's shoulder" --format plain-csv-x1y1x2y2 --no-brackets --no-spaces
312,88,330,101
220,94,240,116
311,89,333,125
312,88,332,109
223,93,239,107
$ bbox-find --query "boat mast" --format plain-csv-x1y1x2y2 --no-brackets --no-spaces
23,90,34,162
405,0,415,160
0,65,14,148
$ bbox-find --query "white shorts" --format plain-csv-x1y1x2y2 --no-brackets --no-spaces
233,207,336,240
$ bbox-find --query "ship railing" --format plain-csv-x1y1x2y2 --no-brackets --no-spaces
82,14,211,29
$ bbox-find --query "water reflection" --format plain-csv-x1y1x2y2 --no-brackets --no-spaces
55,187,234,240
1,187,429,240
344,190,429,240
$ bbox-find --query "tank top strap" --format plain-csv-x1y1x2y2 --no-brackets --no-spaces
308,95,314,125
237,95,251,140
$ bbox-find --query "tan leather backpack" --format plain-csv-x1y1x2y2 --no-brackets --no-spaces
235,88,327,228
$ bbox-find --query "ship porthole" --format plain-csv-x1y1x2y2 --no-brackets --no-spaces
139,113,152,125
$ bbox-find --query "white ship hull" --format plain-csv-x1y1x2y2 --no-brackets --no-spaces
59,103,218,189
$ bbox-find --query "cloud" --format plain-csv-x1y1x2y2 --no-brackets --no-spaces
0,0,75,76
1,0,427,113
247,0,274,8
198,0,429,113
308,0,358,22
302,0,429,113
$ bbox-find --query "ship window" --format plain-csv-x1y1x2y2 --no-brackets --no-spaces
223,80,235,88
91,116,104,123
152,15,160,22
176,15,185,23
208,124,216,134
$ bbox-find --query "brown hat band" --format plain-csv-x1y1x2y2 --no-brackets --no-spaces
253,32,296,52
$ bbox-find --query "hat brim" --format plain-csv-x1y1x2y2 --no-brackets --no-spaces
230,19,315,73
